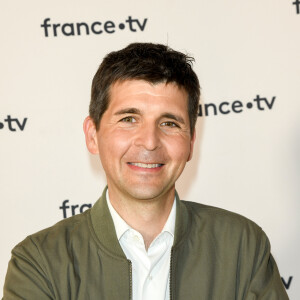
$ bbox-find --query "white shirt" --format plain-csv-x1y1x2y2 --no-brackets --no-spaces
106,191,176,300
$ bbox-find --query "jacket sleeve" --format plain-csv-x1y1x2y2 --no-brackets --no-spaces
245,229,289,300
3,237,54,300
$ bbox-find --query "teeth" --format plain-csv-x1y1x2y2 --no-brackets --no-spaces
129,163,162,168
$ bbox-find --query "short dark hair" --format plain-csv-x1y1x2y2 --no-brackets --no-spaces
90,43,200,135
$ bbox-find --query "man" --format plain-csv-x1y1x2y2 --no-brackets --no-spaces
3,43,288,299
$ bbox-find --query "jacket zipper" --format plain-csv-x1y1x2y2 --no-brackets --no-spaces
128,260,133,300
169,247,174,300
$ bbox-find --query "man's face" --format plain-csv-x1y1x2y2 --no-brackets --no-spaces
85,80,195,202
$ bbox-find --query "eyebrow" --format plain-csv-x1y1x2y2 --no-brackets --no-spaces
114,108,186,124
161,113,185,124
114,108,141,115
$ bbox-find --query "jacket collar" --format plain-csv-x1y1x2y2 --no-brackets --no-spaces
90,186,190,257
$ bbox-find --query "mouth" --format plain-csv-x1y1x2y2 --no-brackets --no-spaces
127,162,164,169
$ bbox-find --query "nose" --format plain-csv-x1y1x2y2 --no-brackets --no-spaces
134,123,161,151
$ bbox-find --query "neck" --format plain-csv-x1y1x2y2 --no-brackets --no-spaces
108,188,175,249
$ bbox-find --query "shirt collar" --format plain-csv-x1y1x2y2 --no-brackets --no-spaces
106,190,176,241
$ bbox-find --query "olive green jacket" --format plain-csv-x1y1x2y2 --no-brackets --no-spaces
3,188,288,299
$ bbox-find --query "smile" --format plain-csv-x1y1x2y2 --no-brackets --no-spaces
128,162,164,168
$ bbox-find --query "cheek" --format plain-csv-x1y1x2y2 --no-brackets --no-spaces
163,137,191,161
98,129,133,159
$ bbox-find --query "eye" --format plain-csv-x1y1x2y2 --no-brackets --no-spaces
120,116,136,123
161,121,179,128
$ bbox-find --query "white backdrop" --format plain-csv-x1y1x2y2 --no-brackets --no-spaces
1,1,299,298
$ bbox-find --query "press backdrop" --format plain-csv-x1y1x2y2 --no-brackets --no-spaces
1,0,299,298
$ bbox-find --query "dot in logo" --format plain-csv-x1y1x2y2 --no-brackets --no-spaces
0,122,4,129
119,23,125,30
246,102,253,109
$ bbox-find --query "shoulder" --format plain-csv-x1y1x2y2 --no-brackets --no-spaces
182,200,257,223
13,209,92,257
179,200,271,265
181,200,264,240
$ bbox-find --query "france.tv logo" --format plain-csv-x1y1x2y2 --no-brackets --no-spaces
41,16,148,37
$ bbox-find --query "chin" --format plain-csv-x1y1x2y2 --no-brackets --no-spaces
125,184,171,201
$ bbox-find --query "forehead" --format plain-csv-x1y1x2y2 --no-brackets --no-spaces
107,79,188,112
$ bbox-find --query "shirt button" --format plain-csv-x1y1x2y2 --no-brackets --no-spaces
148,275,153,280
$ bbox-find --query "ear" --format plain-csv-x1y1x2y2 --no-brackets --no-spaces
187,130,196,162
83,116,99,154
